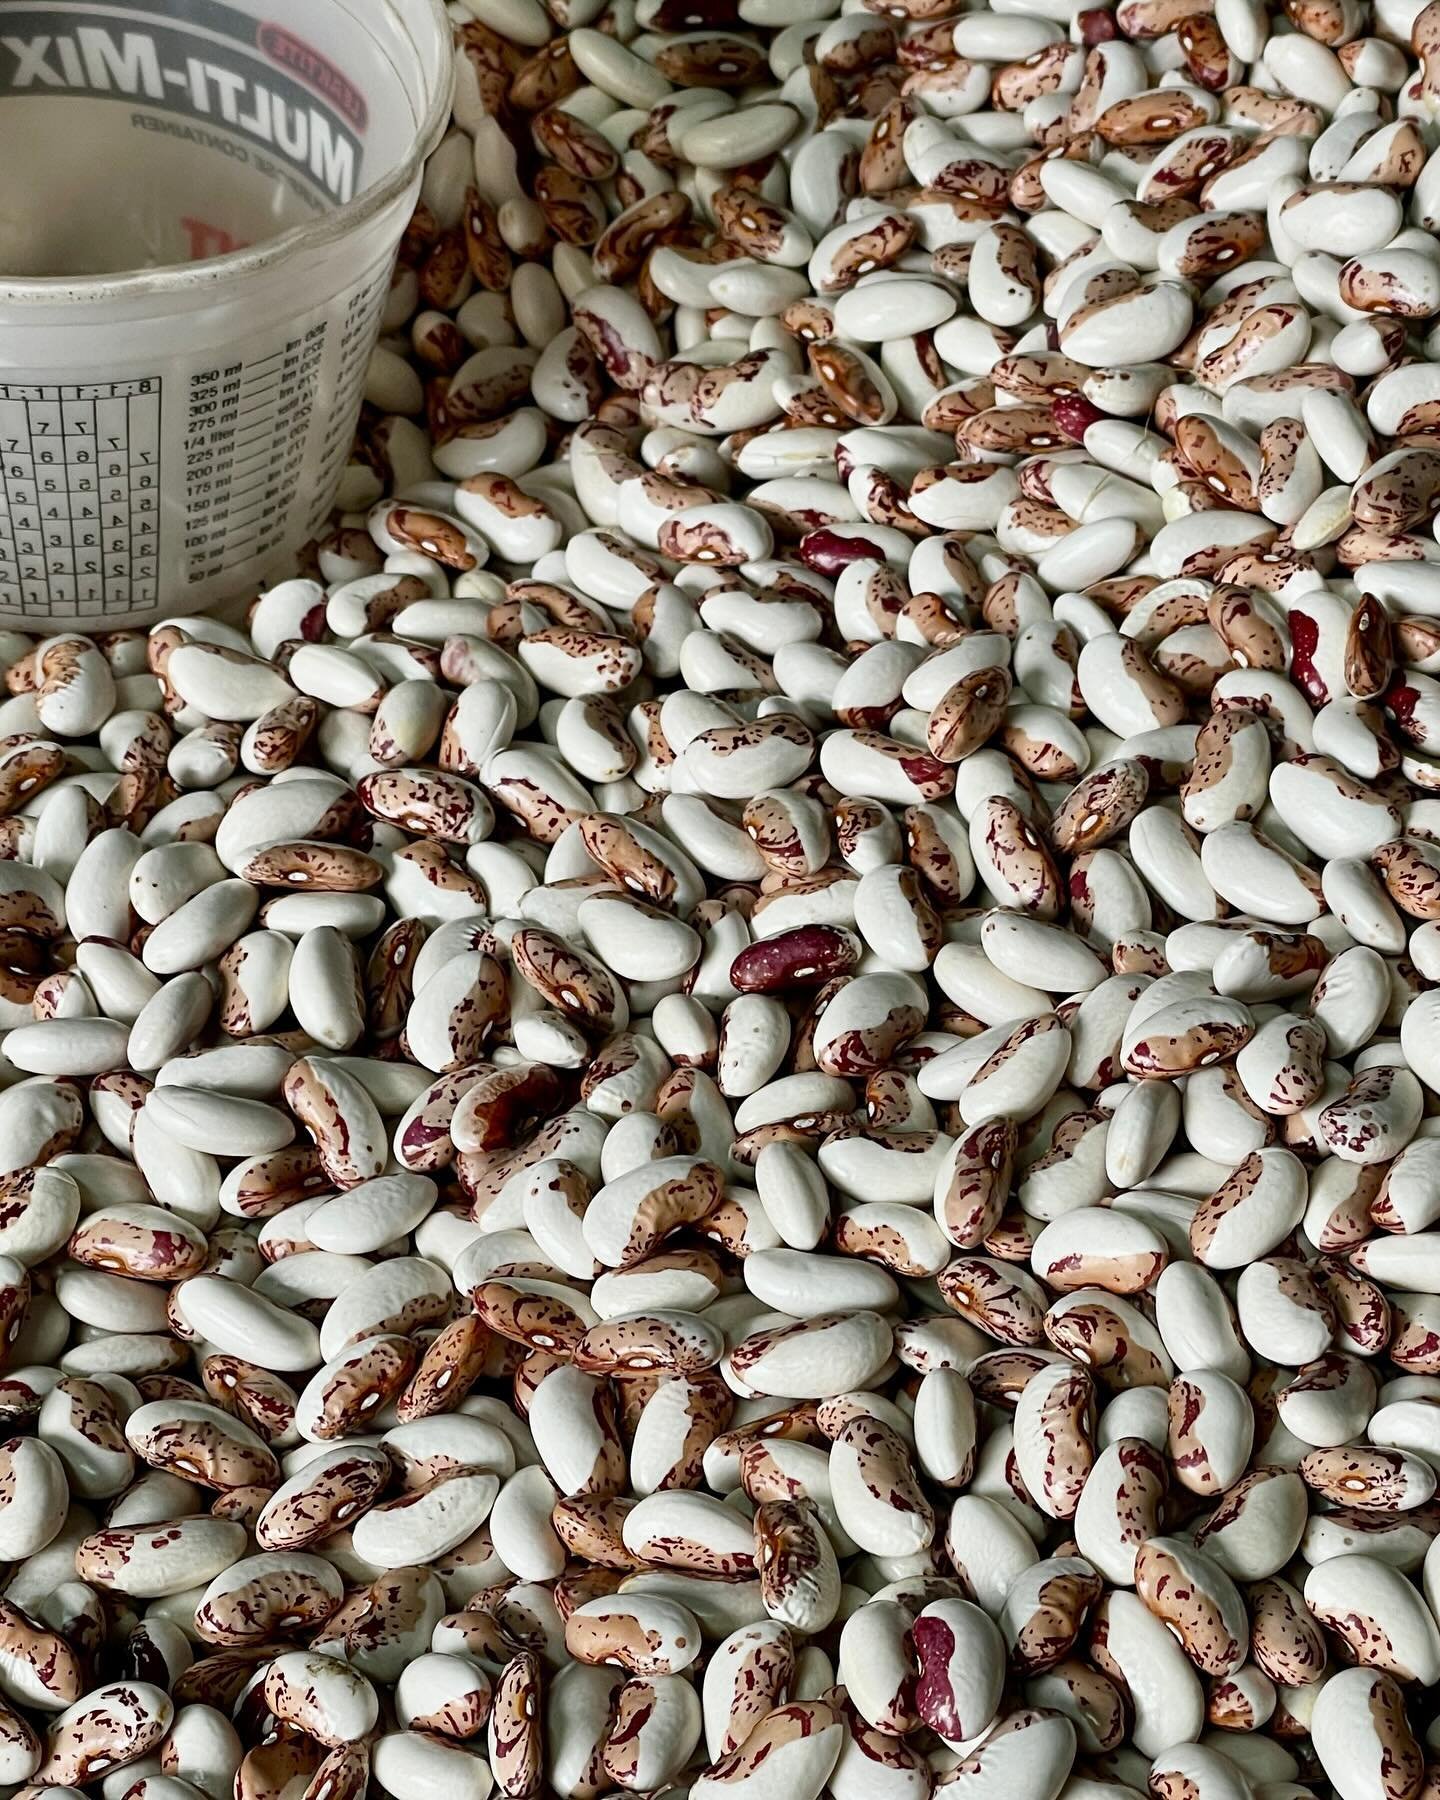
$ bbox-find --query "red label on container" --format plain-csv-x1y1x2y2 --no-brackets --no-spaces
181,218,251,261
258,22,368,132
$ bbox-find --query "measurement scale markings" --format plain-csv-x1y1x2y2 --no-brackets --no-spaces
0,381,160,616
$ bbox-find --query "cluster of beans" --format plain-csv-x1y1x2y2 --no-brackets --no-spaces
15,0,1440,1797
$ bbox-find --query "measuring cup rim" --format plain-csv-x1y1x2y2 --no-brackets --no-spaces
0,0,455,305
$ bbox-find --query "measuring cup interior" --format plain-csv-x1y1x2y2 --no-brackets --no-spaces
0,0,438,277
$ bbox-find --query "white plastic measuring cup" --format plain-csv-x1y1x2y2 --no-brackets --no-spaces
0,0,453,629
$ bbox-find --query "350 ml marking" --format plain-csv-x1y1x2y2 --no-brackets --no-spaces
0,379,161,619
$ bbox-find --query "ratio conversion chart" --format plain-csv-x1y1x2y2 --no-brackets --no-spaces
0,379,161,621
